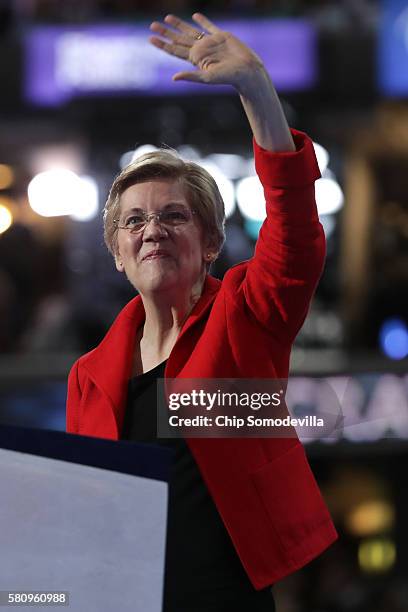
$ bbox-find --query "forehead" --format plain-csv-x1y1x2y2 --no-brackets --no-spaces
119,178,188,212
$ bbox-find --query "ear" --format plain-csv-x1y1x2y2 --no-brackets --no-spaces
114,252,125,272
202,237,218,264
203,246,219,265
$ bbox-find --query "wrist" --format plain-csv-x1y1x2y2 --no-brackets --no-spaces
235,62,272,98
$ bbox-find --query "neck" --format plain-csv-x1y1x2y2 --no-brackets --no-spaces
140,274,206,350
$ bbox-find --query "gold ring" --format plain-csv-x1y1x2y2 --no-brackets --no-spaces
195,31,205,40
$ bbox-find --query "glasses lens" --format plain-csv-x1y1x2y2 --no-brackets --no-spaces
124,215,146,232
161,209,191,225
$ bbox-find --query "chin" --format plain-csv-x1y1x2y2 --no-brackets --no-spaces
134,269,181,294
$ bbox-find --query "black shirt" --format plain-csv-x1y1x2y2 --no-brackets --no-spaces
121,360,275,612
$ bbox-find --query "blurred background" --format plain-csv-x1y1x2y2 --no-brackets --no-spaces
0,0,407,610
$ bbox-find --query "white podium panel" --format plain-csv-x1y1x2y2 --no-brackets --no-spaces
0,448,168,612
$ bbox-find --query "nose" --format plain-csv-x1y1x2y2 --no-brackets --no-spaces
142,216,168,241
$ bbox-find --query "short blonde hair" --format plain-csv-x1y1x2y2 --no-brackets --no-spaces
103,149,226,263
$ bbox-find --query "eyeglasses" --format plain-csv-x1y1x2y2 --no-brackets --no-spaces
114,207,196,234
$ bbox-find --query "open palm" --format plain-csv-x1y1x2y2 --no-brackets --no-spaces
149,13,264,89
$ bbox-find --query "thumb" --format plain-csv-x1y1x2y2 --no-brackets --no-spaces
172,70,207,83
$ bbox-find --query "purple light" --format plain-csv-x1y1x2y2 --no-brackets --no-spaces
23,20,317,106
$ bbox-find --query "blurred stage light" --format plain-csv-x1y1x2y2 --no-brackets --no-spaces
314,311,343,343
28,170,97,219
0,164,14,190
119,151,134,169
358,538,396,573
315,176,344,215
0,204,13,234
70,176,99,221
237,173,343,233
312,142,329,174
119,145,158,169
236,176,265,222
178,145,200,161
244,219,263,241
319,214,336,239
346,500,395,537
199,160,235,219
379,318,408,360
0,195,14,208
206,153,247,180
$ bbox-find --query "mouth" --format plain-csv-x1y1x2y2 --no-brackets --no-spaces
142,251,172,261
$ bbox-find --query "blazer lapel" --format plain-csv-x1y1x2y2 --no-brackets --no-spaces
80,295,145,435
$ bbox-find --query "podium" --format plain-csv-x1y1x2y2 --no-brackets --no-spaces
0,425,172,612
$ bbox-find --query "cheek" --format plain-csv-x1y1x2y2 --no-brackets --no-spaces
183,236,204,265
187,226,205,258
117,233,141,258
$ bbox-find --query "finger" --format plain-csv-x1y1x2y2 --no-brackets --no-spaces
149,36,190,60
149,21,191,47
192,13,221,34
173,70,209,83
164,14,200,38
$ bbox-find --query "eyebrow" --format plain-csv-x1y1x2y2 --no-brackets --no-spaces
123,202,188,213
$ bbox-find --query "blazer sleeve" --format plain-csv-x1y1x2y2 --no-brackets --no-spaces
66,358,82,434
242,128,325,345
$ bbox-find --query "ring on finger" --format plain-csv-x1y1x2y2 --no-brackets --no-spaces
194,31,206,40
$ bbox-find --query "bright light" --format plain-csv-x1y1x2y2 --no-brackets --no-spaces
120,145,158,169
0,164,14,190
312,142,329,174
319,214,336,239
346,500,395,537
199,160,235,218
0,204,13,233
28,169,96,218
315,177,344,215
178,145,200,161
379,318,408,360
358,538,396,573
206,153,247,179
70,176,99,221
119,151,134,169
236,176,265,222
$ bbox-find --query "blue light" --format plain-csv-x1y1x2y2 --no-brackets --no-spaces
379,318,408,360
244,219,262,241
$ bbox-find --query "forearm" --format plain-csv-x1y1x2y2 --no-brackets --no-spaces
237,66,295,153
241,130,324,341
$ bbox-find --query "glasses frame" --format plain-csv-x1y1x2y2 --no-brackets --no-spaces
113,208,196,234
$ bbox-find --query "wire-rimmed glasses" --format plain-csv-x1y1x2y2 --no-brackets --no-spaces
114,207,196,234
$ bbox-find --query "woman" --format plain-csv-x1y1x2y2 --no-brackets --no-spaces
66,13,337,612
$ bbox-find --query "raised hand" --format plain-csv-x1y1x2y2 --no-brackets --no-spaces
149,13,265,91
150,11,294,151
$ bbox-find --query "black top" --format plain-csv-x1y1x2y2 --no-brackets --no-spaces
121,361,275,612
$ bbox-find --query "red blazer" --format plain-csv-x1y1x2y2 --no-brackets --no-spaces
66,129,337,589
